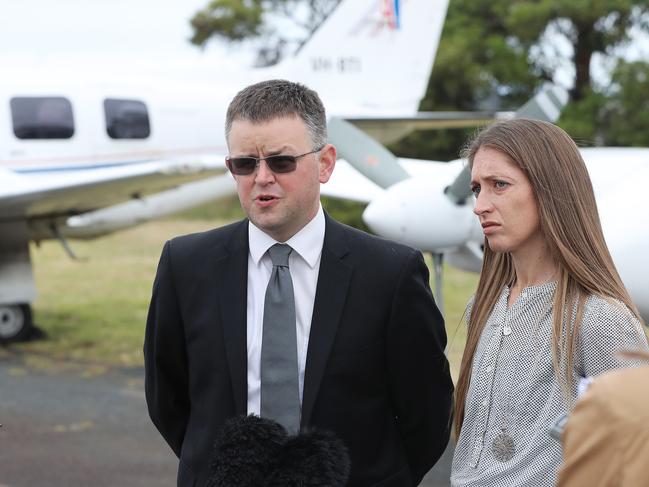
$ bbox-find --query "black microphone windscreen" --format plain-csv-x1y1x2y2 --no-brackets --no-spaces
266,428,351,487
207,414,288,487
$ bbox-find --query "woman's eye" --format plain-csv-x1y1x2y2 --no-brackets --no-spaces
494,180,509,189
471,185,480,197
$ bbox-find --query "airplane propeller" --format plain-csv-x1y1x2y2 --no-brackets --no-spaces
444,166,472,205
328,117,410,189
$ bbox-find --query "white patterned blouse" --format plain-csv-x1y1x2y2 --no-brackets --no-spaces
451,281,648,487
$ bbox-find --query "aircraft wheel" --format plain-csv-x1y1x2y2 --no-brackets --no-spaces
0,304,33,343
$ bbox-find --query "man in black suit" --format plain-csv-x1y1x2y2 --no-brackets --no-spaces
144,79,453,486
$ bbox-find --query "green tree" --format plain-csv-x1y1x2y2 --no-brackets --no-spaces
394,0,649,157
505,0,649,101
190,0,340,65
600,60,649,146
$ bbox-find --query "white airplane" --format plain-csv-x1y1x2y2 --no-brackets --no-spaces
6,0,643,345
4,0,512,341
323,101,649,322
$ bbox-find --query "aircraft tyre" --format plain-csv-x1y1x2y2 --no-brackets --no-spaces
0,304,33,343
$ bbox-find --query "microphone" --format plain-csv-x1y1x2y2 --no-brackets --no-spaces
207,415,287,487
266,428,350,486
207,415,350,487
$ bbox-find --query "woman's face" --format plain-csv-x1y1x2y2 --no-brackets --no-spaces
470,147,543,255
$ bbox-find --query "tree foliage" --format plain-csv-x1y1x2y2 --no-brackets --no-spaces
190,0,265,45
393,0,649,158
190,0,340,65
505,0,649,100
599,60,649,146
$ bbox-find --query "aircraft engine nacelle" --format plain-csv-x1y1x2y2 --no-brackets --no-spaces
362,177,477,252
61,175,236,239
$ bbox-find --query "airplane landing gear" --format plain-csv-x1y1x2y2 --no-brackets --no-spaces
0,304,33,343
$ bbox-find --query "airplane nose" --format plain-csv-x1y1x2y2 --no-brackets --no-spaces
363,192,406,242
362,178,477,252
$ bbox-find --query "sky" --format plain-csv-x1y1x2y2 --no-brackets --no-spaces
0,0,252,72
1,0,208,56
1,0,648,87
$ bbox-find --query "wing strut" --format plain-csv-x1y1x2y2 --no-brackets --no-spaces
49,223,82,260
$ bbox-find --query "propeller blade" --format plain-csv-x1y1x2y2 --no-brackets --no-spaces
328,117,410,189
515,84,569,123
444,165,471,205
445,241,484,273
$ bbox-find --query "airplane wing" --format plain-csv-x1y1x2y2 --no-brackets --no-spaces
347,111,516,144
344,84,568,145
0,158,226,220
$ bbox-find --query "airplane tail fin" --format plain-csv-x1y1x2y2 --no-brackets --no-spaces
279,0,450,116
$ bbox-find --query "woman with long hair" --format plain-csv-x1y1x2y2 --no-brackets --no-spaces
450,119,648,486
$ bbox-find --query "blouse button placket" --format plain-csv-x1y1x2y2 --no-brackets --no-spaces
471,314,503,468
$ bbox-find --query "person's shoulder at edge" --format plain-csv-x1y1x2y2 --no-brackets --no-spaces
591,365,649,448
565,364,649,453
557,364,649,487
588,363,649,405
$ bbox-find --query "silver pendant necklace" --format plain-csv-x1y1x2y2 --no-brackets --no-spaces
492,428,516,462
490,294,552,463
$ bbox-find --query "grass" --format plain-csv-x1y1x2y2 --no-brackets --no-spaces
10,212,477,378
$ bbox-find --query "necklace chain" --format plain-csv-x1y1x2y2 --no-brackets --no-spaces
490,290,554,462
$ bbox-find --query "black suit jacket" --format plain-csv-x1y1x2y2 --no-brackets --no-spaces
145,215,453,486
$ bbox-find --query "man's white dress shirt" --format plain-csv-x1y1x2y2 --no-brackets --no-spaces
246,206,325,416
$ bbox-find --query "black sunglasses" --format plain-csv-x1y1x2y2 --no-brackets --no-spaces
226,146,325,175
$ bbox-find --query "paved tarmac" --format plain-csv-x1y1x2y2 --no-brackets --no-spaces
0,353,453,486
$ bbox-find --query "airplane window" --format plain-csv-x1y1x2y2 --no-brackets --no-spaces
10,97,75,139
104,99,150,139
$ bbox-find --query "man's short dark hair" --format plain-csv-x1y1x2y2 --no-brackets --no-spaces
225,79,327,148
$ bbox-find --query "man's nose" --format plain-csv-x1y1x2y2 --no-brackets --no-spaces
254,160,276,184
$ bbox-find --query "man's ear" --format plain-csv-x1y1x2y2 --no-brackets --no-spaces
318,144,337,183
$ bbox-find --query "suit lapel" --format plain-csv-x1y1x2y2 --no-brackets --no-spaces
301,217,352,427
216,220,249,416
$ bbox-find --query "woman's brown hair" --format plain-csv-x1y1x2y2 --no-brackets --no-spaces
454,119,643,438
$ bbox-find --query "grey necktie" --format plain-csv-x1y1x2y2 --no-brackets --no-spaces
260,243,300,433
